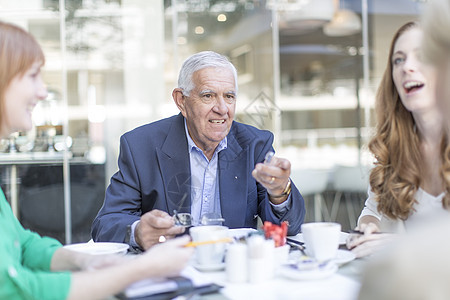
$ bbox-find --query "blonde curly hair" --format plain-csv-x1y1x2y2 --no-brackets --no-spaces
422,0,450,212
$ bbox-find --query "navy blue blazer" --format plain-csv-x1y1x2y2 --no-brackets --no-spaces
92,114,305,243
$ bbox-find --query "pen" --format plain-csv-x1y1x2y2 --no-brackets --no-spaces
286,238,307,256
349,229,384,235
184,237,233,247
286,237,304,246
264,151,275,165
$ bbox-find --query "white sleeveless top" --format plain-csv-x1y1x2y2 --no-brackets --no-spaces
358,186,446,233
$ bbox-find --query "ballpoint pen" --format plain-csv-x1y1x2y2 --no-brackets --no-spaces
286,237,304,246
286,238,307,256
264,151,275,165
184,237,233,247
349,229,384,235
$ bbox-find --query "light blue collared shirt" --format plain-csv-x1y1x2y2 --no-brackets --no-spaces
185,121,227,225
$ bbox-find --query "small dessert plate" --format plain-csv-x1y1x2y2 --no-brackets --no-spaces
333,249,356,266
64,242,129,255
280,261,338,280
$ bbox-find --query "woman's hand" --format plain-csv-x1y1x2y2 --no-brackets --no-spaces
346,222,394,258
139,235,194,278
66,235,194,300
79,253,130,271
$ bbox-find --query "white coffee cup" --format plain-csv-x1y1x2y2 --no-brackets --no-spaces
190,225,229,266
301,222,341,261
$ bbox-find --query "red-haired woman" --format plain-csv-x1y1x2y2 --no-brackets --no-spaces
348,22,448,258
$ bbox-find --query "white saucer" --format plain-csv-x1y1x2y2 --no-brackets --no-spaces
193,262,225,272
288,249,355,267
228,228,257,240
63,242,129,255
280,262,338,280
333,249,356,266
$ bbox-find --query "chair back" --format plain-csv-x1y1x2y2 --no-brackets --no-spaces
333,164,370,193
290,168,330,196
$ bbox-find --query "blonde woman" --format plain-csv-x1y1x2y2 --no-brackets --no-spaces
422,0,450,109
347,22,448,258
422,0,450,200
0,21,193,300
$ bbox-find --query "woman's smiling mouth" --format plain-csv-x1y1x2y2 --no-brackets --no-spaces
403,80,424,94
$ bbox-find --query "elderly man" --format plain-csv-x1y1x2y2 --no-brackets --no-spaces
92,51,305,250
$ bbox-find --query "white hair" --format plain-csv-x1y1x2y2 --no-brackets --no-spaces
177,51,238,96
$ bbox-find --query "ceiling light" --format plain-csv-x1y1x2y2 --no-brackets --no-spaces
277,0,334,33
194,26,205,34
323,9,361,36
217,14,227,22
177,36,187,45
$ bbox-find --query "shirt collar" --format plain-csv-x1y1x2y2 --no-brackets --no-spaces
184,118,227,154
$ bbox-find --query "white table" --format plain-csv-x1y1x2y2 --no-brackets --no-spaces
193,250,364,300
118,232,366,300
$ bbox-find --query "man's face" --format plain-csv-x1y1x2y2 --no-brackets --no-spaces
178,67,236,154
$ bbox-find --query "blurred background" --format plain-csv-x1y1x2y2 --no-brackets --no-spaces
0,0,426,243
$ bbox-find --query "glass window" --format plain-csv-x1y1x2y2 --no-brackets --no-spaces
0,0,428,240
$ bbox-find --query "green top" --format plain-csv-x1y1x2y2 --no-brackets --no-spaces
0,189,71,300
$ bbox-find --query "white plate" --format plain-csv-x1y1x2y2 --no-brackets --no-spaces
333,249,355,266
280,262,338,280
228,228,258,240
288,249,355,267
291,231,349,245
192,262,225,272
64,242,129,255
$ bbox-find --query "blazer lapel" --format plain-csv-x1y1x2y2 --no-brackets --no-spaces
156,114,191,214
218,129,248,228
